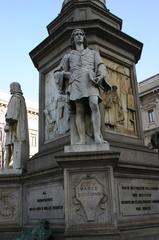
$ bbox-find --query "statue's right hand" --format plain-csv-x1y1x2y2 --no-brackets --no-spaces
63,71,71,79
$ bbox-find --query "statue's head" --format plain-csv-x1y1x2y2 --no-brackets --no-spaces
71,28,88,49
10,82,23,95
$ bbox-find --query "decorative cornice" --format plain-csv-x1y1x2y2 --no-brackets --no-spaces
30,19,143,69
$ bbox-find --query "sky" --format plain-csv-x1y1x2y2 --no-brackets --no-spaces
0,0,159,102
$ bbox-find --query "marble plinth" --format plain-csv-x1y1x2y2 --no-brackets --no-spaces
64,142,110,153
0,168,22,175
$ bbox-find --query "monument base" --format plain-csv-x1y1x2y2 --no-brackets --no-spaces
0,168,22,175
64,143,110,153
0,142,159,239
64,230,121,240
56,150,120,239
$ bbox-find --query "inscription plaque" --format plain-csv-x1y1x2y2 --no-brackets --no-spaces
66,169,114,228
75,176,107,222
26,183,64,221
118,179,159,216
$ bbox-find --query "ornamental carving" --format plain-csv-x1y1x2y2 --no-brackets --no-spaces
73,175,108,222
0,192,16,218
102,58,137,136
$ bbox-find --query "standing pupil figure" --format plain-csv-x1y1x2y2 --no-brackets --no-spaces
54,29,111,144
4,82,29,170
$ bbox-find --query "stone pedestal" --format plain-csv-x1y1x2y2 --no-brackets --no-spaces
64,143,110,153
0,174,22,239
56,150,120,239
0,169,22,175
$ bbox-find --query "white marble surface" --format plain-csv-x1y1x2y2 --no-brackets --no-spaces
64,142,110,153
0,168,22,175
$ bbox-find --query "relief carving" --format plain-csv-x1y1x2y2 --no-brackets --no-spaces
102,59,137,136
73,175,108,222
127,87,136,133
44,95,70,138
103,85,124,129
0,192,16,218
44,71,70,142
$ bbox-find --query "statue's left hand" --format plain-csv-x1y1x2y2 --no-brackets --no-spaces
63,71,71,79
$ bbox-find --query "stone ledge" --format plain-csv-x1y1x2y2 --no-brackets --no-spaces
64,143,110,153
56,150,120,169
0,169,22,175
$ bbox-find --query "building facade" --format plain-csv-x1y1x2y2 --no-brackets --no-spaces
139,74,159,148
0,91,38,167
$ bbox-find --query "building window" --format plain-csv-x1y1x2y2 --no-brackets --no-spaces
148,109,155,123
30,134,37,147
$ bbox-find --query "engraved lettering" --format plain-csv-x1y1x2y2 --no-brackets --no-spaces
119,182,159,217
27,184,64,220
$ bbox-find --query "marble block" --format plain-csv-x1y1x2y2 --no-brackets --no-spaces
0,169,22,175
64,142,110,153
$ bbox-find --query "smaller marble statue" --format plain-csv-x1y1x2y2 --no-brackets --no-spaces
4,82,29,170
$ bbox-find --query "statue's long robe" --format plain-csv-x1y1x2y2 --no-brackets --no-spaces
5,93,29,144
5,93,29,169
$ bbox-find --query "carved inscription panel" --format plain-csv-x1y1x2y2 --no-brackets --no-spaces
117,179,159,217
0,186,21,224
66,169,114,227
75,176,107,222
26,183,64,223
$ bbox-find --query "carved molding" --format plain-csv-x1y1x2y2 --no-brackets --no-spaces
73,174,108,222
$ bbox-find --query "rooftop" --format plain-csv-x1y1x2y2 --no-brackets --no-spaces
138,74,159,95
